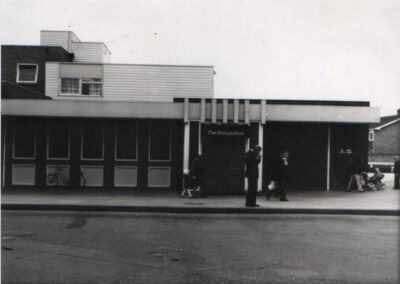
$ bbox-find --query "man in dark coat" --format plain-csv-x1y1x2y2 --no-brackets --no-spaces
245,145,262,207
191,154,207,197
346,154,364,192
266,150,290,201
394,156,400,189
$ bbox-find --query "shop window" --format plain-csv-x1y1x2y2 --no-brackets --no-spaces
82,120,104,160
13,118,36,158
17,64,38,83
47,120,70,159
60,78,102,96
149,121,171,161
115,120,137,160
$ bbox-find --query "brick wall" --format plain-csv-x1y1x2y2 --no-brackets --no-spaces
370,121,400,162
1,45,72,95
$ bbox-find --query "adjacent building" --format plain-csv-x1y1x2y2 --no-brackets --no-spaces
1,30,380,193
369,109,400,171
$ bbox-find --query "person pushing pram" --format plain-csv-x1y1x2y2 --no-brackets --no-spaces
361,167,386,191
181,154,207,198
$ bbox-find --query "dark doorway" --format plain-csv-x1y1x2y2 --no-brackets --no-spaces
202,137,245,194
263,123,328,190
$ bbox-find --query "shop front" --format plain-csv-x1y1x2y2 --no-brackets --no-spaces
199,124,256,194
2,115,183,191
2,98,380,193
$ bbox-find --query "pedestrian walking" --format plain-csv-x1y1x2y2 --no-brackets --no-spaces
245,145,262,207
394,156,400,189
346,154,364,192
191,154,207,197
266,150,290,201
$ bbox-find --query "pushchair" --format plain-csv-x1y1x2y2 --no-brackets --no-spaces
180,173,201,198
361,168,386,191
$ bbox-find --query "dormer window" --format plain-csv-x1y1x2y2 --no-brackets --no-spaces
60,78,102,96
17,64,38,83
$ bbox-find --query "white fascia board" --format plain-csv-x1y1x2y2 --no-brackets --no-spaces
266,104,380,124
2,99,380,124
1,99,183,119
374,118,400,130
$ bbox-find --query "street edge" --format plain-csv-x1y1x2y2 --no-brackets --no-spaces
2,204,400,216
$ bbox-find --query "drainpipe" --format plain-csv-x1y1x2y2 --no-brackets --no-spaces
326,123,331,192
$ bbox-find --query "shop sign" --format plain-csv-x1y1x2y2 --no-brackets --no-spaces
203,125,249,138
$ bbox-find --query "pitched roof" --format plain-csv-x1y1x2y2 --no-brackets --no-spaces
1,81,52,100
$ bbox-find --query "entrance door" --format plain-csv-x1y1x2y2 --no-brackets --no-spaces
202,138,245,194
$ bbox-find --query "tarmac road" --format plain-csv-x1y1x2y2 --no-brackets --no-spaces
2,211,399,284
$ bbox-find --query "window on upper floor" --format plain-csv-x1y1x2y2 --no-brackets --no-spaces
368,130,374,151
60,78,102,96
368,130,374,141
17,64,38,83
61,78,80,94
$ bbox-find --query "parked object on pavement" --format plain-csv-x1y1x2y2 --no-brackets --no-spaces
394,156,400,189
181,173,202,198
361,169,386,191
190,154,207,197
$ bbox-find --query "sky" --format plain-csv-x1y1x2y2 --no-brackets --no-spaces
1,0,399,116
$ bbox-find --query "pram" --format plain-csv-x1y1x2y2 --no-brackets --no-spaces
361,169,386,191
180,173,202,198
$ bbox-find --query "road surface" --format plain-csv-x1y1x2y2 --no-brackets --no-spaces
2,211,399,283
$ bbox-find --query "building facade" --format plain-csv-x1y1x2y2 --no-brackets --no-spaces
368,109,400,171
1,30,380,193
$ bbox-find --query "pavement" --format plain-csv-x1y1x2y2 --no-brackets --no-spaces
2,174,400,216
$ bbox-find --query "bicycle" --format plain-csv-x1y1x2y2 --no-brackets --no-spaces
47,165,87,186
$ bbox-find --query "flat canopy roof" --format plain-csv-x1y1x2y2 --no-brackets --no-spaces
2,98,380,124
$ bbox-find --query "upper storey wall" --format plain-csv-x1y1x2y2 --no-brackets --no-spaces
40,31,111,63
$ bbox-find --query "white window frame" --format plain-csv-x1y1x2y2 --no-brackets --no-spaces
46,165,70,186
368,130,375,152
12,164,36,185
60,78,80,95
115,121,138,161
368,130,375,141
46,120,71,160
16,63,38,84
59,77,102,97
114,166,138,187
80,165,104,187
147,166,171,187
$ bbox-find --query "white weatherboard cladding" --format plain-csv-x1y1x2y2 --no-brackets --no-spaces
70,42,107,63
103,65,214,100
40,31,70,50
45,63,60,98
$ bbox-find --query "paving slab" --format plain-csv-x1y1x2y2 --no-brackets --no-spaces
2,174,399,215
